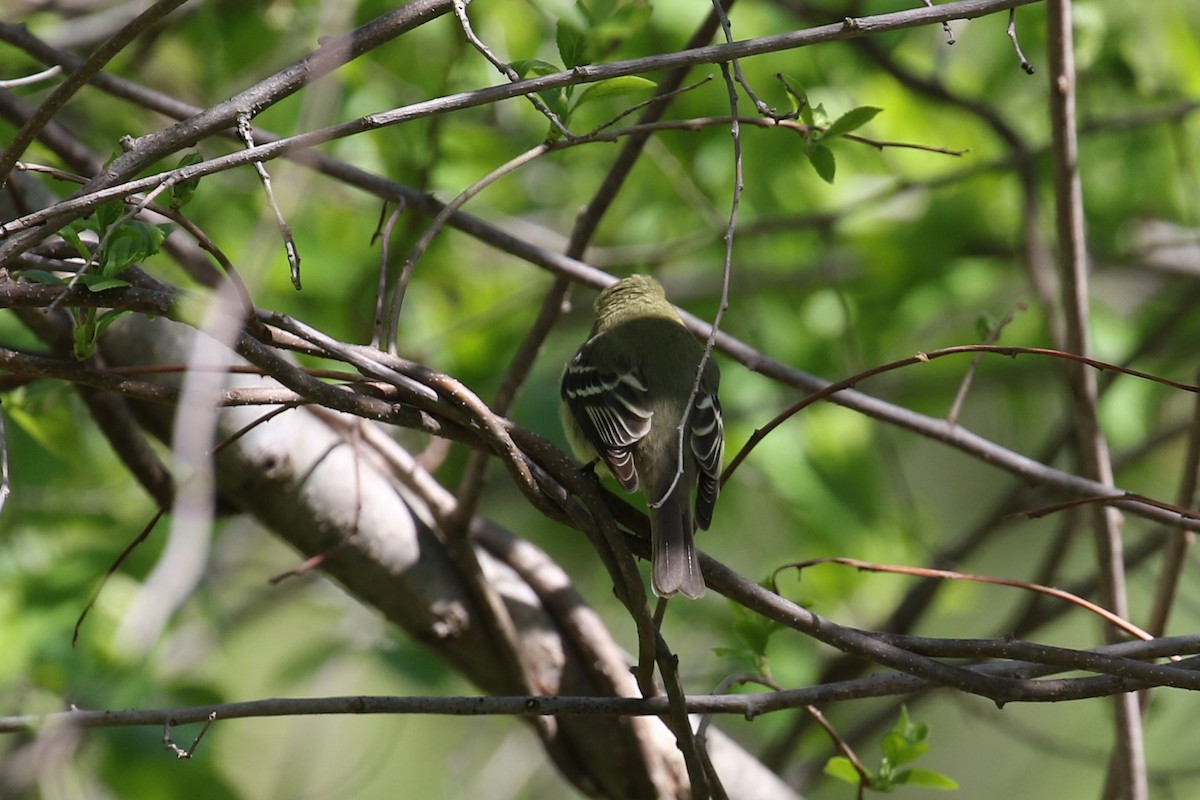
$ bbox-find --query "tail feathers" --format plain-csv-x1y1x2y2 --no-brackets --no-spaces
649,499,705,599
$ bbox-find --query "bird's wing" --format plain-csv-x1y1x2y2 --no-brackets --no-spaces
691,388,724,530
561,340,653,493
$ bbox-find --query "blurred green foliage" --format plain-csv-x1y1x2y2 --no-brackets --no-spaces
3,0,1200,797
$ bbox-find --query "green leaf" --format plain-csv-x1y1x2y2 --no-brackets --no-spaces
168,152,204,209
4,389,78,458
59,224,92,260
799,100,814,127
823,757,863,786
94,199,125,233
17,269,66,285
557,19,590,68
899,768,960,790
73,318,97,361
711,646,747,659
975,311,999,339
807,144,836,183
578,0,617,25
727,597,781,658
79,275,131,292
825,105,883,138
602,1,652,40
896,705,928,743
99,220,170,276
93,308,131,336
775,73,809,116
731,616,770,657
575,76,656,107
538,89,569,123
882,730,928,766
809,101,830,129
100,236,140,275
881,730,905,765
510,59,561,79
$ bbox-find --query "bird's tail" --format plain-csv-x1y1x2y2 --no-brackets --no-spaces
649,496,705,599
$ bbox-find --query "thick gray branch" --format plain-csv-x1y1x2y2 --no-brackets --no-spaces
98,314,796,800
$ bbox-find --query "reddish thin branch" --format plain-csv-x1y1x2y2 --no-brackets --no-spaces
776,556,1155,643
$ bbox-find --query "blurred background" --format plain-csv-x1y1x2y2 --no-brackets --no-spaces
2,0,1200,796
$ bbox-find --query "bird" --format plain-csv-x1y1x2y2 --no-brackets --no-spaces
560,275,724,598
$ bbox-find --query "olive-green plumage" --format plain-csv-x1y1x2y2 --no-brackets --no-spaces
560,275,723,599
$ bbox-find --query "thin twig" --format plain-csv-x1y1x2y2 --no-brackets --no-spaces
805,704,873,793
0,0,1046,262
387,143,550,332
920,0,956,45
652,5,743,516
696,672,782,800
0,0,190,188
723,343,1200,488
1146,382,1200,636
3,635,1200,734
9,161,260,327
372,201,404,349
450,0,571,138
0,0,457,262
238,114,302,289
163,712,217,759
73,507,169,645
262,311,439,403
0,400,10,516
49,179,176,309
1009,492,1200,524
708,0,788,120
946,303,1026,425
776,556,1157,643
1007,8,1036,74
0,64,62,89
585,76,715,137
487,0,739,416
1046,0,1145,794
73,398,304,642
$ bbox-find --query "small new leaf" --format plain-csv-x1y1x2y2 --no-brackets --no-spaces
59,225,92,261
94,308,131,336
579,0,617,24
711,646,744,659
575,76,656,107
825,106,883,138
799,101,814,127
511,59,561,79
168,152,204,209
538,88,570,125
882,730,929,767
897,705,928,743
79,275,131,292
556,20,590,68
94,199,124,233
73,317,97,361
728,597,781,657
807,144,836,183
899,768,960,790
17,269,66,285
823,756,863,786
975,311,999,339
809,101,830,129
603,1,652,40
775,73,809,116
840,706,957,794
100,221,171,276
